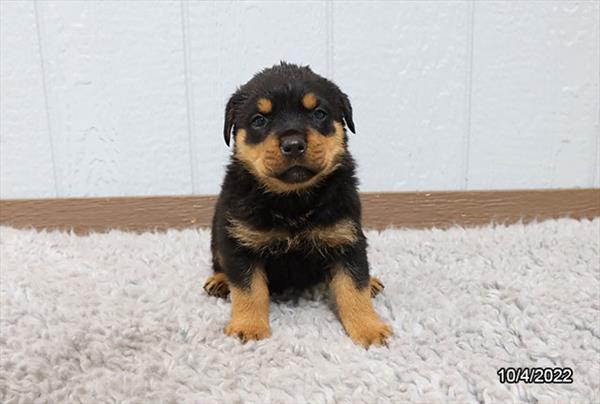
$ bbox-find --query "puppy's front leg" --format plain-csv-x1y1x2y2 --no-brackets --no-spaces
225,264,271,342
330,266,392,348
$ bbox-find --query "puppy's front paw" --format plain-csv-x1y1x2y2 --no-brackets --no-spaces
346,319,392,348
224,320,271,342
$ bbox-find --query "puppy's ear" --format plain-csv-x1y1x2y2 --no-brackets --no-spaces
339,91,355,134
223,90,246,146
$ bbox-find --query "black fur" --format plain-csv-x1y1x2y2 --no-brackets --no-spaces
211,62,368,295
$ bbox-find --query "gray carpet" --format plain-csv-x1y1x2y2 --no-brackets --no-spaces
1,218,599,403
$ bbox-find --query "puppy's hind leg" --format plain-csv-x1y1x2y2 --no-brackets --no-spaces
204,250,230,298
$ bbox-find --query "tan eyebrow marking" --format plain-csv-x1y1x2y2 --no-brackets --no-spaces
257,98,272,114
302,92,318,110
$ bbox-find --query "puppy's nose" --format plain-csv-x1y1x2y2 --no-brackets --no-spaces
280,134,306,158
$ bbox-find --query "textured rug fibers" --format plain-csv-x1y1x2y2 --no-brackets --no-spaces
1,219,599,403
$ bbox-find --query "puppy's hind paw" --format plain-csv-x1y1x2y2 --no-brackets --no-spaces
369,276,385,298
203,273,230,298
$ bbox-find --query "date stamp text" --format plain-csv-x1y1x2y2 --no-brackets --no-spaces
497,367,573,384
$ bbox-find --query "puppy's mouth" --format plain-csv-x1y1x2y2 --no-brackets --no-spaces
275,166,317,184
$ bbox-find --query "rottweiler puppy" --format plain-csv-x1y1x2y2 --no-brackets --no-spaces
204,62,392,348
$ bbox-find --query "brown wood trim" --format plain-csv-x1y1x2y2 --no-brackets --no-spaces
0,189,598,234
360,189,599,229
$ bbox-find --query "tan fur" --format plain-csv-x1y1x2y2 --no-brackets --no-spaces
227,217,289,251
227,217,358,254
203,272,230,298
329,270,392,347
233,122,346,194
304,120,346,179
257,98,272,114
305,218,357,249
302,92,318,110
369,276,384,297
225,267,271,341
235,129,283,179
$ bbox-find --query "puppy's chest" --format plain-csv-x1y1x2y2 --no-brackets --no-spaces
226,214,358,254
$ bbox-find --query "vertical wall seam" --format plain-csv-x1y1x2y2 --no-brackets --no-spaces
462,1,475,190
595,1,600,187
180,0,197,194
325,0,334,79
33,0,60,197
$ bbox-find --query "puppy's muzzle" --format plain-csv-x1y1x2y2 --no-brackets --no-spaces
275,132,316,184
279,133,306,158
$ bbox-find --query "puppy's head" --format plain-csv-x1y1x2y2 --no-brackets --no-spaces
223,62,355,194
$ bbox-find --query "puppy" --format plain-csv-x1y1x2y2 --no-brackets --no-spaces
204,62,392,347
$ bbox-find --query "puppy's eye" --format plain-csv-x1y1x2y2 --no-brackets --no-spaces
313,108,327,121
250,114,268,129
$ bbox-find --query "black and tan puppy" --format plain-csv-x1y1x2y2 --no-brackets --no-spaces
204,62,392,347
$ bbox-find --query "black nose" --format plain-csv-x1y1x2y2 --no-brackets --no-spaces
280,134,306,158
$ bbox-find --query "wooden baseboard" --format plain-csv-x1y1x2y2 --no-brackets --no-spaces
0,189,598,234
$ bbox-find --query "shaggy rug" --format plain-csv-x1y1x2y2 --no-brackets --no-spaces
0,219,598,403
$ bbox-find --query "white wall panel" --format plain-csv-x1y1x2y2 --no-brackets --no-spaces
468,1,600,189
35,0,191,197
334,1,470,192
185,0,329,195
1,1,598,198
0,1,56,198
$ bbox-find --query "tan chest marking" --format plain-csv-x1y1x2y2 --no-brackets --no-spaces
226,217,358,253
